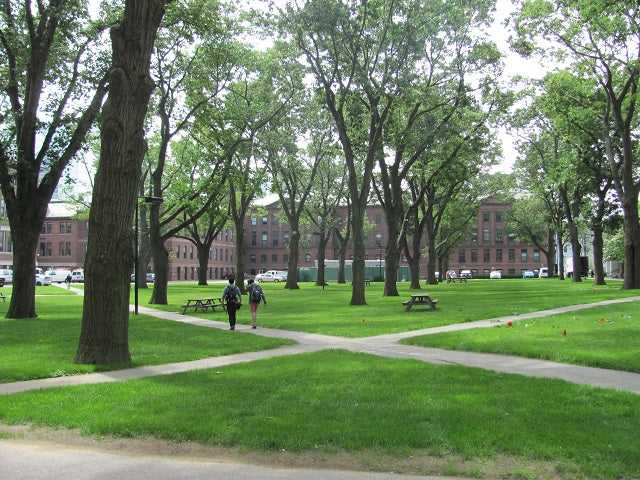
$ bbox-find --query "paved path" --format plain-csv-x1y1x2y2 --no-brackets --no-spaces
2,292,640,480
3,296,640,396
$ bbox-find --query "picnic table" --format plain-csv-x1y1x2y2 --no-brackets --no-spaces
403,293,438,312
181,297,226,315
447,276,467,283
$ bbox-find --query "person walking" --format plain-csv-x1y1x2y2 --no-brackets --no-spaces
246,278,266,329
222,277,242,330
65,273,72,289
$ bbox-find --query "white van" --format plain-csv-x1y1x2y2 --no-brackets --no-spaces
539,267,549,278
47,269,72,283
0,268,13,284
264,270,288,280
71,269,84,283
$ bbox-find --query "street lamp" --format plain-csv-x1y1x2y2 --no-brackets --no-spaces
377,242,382,281
135,196,163,315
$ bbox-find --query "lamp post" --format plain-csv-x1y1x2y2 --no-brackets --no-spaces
135,196,163,315
378,242,382,281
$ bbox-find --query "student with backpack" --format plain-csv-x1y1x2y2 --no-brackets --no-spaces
222,277,242,330
246,278,266,329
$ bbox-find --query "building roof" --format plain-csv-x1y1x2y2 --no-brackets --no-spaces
46,202,78,219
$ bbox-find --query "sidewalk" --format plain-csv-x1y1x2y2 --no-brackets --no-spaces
2,296,640,396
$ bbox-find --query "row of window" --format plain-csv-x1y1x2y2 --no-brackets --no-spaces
38,242,75,257
174,245,235,263
249,231,386,248
459,248,540,263
174,266,234,281
482,211,503,223
471,229,514,244
41,221,74,235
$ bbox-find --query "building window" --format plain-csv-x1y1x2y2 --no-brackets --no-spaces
459,249,466,263
496,249,502,262
261,232,268,246
272,254,278,263
190,246,194,259
250,254,256,263
483,228,490,243
521,249,528,262
483,212,489,222
261,254,267,263
471,249,478,262
272,232,279,246
39,242,52,257
495,231,503,244
251,231,257,246
508,249,515,262
41,223,53,234
471,229,477,243
305,253,312,263
375,215,382,225
484,249,490,262
272,215,279,226
59,222,72,234
508,233,516,243
183,246,187,258
262,216,268,224
251,217,257,226
375,232,382,246
59,242,71,257
496,212,502,222
533,249,540,262
284,231,290,246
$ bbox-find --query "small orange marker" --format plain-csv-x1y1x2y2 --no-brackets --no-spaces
507,321,513,327
600,318,605,322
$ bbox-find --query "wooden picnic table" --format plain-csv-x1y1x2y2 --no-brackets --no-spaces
447,276,467,283
181,297,226,315
403,293,438,312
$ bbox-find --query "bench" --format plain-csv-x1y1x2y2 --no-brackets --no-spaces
181,297,226,315
403,293,438,312
447,276,467,283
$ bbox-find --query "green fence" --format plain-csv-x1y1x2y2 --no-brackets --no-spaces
297,266,411,282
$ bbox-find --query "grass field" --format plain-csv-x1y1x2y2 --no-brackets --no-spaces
1,279,640,479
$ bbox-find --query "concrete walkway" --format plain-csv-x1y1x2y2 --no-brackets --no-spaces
2,295,640,395
3,293,640,480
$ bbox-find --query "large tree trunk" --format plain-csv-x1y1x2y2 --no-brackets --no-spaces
234,225,247,293
285,221,301,290
383,211,400,296
75,0,169,364
621,202,640,289
149,241,169,304
350,201,366,305
197,244,209,285
5,221,42,318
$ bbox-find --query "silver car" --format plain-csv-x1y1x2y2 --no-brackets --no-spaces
254,272,285,283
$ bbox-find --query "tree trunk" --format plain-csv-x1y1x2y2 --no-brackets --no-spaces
315,229,327,286
285,222,301,290
75,0,169,364
592,226,606,286
622,203,640,289
149,240,169,304
234,225,247,293
350,201,366,305
546,229,555,278
197,244,209,285
5,221,41,318
383,213,400,296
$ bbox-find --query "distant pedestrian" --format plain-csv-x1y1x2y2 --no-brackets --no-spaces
246,278,266,329
65,274,72,289
222,277,242,330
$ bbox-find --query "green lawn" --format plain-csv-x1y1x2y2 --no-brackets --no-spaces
0,350,638,479
0,293,294,383
133,278,639,337
2,279,640,479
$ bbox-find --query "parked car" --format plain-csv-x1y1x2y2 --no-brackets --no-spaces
539,267,549,278
522,269,535,278
262,270,288,280
460,269,473,279
489,270,502,279
47,269,72,283
146,272,155,283
0,268,13,284
35,273,52,286
255,272,285,282
71,269,84,283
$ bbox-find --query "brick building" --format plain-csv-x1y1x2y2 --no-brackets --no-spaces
0,196,543,279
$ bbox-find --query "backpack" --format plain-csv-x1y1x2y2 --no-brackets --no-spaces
226,287,238,305
250,285,262,303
